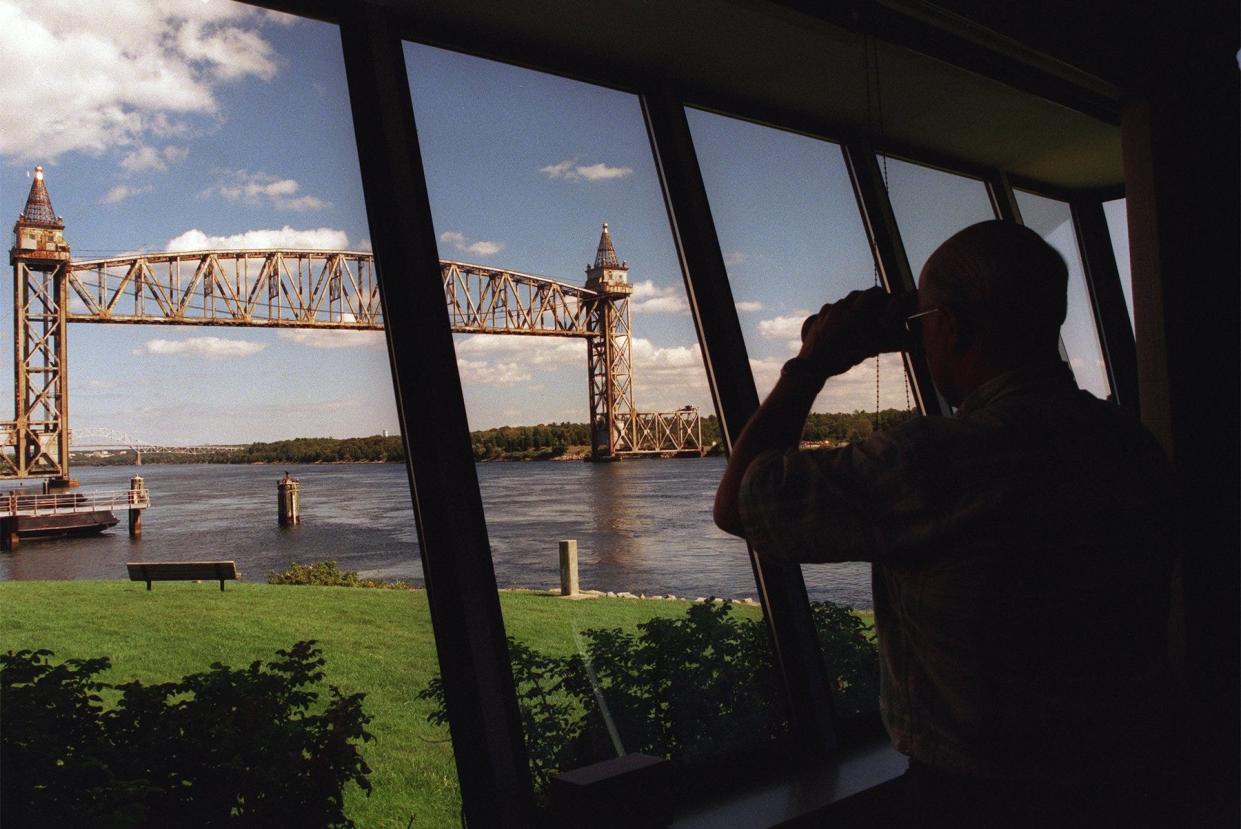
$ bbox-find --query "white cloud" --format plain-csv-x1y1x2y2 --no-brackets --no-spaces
277,328,384,350
175,18,279,83
539,160,575,179
454,335,582,368
757,311,811,341
120,144,189,174
465,240,503,257
735,300,764,313
120,146,163,173
724,251,748,266
102,184,152,205
131,336,266,359
627,338,712,410
165,226,350,251
453,336,581,390
0,1,284,162
456,359,532,387
202,170,328,211
276,194,329,211
540,159,633,182
630,280,689,314
576,162,633,181
757,310,811,351
163,144,190,164
439,230,505,259
631,338,703,370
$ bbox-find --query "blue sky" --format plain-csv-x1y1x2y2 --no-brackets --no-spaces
1,1,1116,445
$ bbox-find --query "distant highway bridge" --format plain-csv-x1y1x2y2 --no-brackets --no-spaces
3,168,704,483
67,428,243,463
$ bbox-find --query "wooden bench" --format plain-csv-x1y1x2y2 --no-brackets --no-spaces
127,561,239,592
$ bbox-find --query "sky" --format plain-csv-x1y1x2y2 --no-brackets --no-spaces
0,0,1119,445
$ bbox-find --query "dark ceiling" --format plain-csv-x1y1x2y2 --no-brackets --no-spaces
252,0,1228,191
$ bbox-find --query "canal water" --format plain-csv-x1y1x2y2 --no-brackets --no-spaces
0,459,872,607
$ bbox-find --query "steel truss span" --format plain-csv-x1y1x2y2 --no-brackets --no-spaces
65,250,383,330
6,248,705,480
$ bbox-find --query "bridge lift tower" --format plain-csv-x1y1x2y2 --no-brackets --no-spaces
584,224,636,458
5,167,72,486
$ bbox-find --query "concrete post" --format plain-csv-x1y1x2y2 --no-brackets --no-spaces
559,539,579,596
278,473,300,526
128,475,145,538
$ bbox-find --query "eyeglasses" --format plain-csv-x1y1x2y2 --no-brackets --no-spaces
904,306,941,333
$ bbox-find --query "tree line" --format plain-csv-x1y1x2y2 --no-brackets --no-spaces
71,409,919,466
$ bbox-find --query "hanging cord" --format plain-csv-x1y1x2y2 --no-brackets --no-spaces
864,34,882,426
864,32,912,420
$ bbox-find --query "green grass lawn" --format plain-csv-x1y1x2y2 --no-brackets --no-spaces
0,581,777,827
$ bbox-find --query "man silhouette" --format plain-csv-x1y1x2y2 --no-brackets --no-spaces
714,221,1174,826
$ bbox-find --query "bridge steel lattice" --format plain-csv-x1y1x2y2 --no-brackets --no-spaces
4,171,703,481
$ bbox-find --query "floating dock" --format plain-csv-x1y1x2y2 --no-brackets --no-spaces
0,485,149,550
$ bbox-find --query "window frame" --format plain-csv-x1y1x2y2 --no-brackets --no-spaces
318,2,1134,820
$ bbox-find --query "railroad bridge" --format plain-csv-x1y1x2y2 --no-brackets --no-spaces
2,168,704,484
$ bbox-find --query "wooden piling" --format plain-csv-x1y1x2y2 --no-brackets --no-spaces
128,475,145,538
559,539,579,596
1,516,18,551
278,473,300,526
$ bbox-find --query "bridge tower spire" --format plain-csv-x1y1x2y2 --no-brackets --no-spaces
5,166,73,483
584,223,636,459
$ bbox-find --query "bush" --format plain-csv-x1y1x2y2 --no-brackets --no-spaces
810,601,880,718
1,641,373,828
418,599,877,794
268,560,409,590
269,560,363,587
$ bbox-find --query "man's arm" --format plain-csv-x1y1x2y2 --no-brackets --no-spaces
713,287,904,538
712,368,823,536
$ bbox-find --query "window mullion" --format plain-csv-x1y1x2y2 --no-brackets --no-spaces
640,88,839,762
985,171,1024,223
1071,199,1139,413
987,173,1078,367
339,10,535,825
842,140,946,417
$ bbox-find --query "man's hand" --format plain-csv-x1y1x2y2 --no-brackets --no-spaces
796,287,912,379
714,287,912,538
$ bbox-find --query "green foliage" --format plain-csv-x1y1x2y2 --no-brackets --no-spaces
267,561,410,590
73,409,920,468
801,409,918,444
809,601,881,718
1,641,373,828
701,410,917,452
469,422,590,461
73,435,408,467
418,599,877,794
559,601,783,772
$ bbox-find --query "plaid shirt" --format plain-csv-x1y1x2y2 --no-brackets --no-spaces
739,364,1173,780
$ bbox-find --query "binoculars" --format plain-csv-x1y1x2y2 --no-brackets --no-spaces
800,289,918,349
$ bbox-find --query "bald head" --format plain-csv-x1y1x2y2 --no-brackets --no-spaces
920,220,1068,359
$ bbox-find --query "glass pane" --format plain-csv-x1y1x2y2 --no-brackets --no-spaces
0,6,457,825
405,45,786,803
881,157,997,279
687,110,907,718
1016,191,1112,400
1104,198,1134,328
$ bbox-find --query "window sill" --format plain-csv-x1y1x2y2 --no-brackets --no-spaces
670,735,908,828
